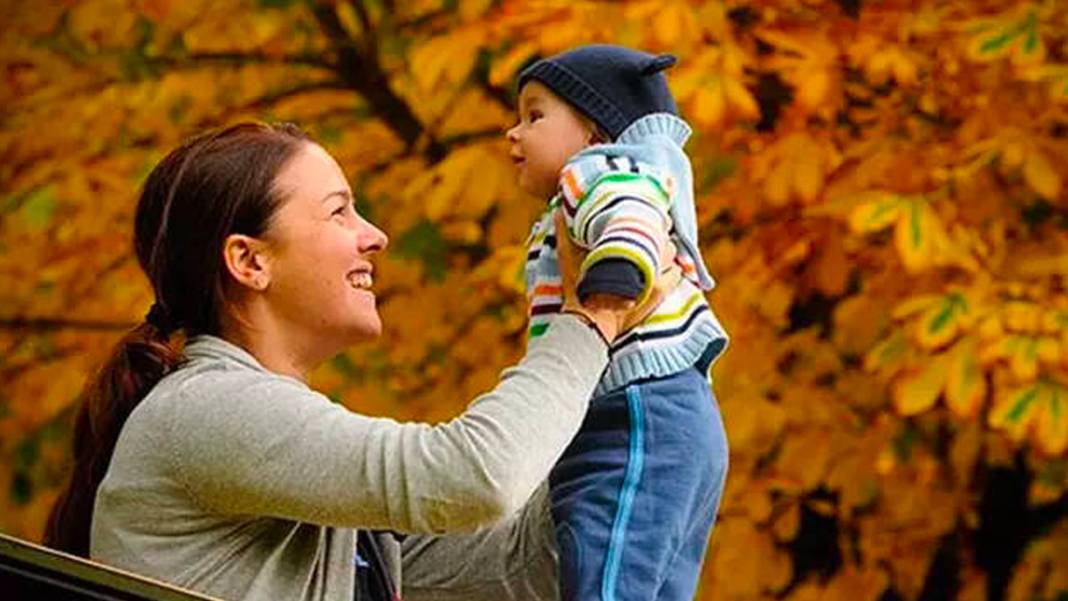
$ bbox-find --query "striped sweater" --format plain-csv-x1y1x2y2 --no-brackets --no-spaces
525,113,729,394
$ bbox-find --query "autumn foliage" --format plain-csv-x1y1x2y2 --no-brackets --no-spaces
3,0,1068,599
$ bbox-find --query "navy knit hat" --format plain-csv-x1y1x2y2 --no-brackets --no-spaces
517,44,679,141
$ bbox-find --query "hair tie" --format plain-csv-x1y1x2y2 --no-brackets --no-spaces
641,54,677,75
145,302,174,333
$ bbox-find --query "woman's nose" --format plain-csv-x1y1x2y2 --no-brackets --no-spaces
358,217,388,254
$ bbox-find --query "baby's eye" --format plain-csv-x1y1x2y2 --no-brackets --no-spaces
528,110,543,122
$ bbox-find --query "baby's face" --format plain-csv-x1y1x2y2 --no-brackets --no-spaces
507,81,597,198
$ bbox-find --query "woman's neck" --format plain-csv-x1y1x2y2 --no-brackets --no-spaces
218,306,328,383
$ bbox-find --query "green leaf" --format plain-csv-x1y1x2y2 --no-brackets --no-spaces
979,31,1015,55
1005,384,1040,424
700,155,738,190
18,187,57,228
395,219,447,281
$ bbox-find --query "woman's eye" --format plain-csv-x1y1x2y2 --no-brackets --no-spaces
333,204,350,217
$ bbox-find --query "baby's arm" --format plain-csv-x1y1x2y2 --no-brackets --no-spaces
559,153,674,304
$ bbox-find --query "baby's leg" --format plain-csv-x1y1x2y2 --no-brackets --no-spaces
651,386,728,601
549,368,729,601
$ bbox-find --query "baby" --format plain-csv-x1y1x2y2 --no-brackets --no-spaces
507,45,730,601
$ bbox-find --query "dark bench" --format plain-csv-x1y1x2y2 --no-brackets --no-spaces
0,532,219,600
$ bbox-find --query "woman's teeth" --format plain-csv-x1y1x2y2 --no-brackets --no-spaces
348,272,373,290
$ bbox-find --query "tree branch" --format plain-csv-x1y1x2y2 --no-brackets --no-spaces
0,318,134,332
166,50,338,71
248,79,351,109
440,128,506,148
471,53,517,114
311,1,446,160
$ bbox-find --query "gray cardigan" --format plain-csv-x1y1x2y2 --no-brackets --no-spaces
90,315,608,600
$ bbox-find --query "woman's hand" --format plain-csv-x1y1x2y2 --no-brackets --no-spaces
555,210,681,344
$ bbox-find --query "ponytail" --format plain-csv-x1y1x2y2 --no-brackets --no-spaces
44,319,181,556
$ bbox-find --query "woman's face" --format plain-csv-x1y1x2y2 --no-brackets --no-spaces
260,142,388,347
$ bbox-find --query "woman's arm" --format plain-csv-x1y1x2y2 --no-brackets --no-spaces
163,314,607,534
399,482,559,601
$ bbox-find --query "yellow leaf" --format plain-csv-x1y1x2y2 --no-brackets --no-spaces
1008,337,1040,381
723,77,760,120
1023,150,1061,199
439,219,482,244
1036,384,1068,454
833,295,890,356
711,520,793,597
989,382,1041,442
892,294,941,320
989,381,1068,454
772,502,800,542
864,331,909,373
459,0,493,21
1005,301,1042,333
797,68,830,109
792,150,822,203
653,3,685,48
759,28,839,112
915,292,970,350
692,80,726,128
410,29,484,91
812,229,849,296
826,565,890,601
763,159,792,206
892,352,950,416
1002,141,1026,169
489,42,538,87
945,338,987,418
776,428,833,491
893,199,944,272
1037,337,1061,365
978,315,1005,340
848,192,902,233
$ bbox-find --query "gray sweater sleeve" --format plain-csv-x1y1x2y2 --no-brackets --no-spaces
164,315,606,535
400,481,560,601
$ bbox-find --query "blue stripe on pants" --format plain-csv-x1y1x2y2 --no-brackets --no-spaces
601,385,646,601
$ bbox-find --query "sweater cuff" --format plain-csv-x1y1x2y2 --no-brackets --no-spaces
577,259,645,302
530,313,610,366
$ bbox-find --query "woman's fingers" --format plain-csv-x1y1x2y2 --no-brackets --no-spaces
622,264,681,333
552,208,681,342
554,210,584,313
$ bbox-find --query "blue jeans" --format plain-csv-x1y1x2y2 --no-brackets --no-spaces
549,368,728,601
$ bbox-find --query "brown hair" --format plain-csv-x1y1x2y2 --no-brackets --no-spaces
44,122,310,556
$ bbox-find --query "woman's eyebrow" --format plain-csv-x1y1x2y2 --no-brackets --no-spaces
320,190,351,204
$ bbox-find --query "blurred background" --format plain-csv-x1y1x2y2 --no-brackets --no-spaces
2,0,1067,599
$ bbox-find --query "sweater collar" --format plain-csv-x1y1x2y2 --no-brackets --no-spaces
616,113,692,147
184,335,271,373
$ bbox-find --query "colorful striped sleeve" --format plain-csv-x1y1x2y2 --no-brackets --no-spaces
558,152,674,303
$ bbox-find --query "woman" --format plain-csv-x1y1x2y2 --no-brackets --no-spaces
44,122,678,600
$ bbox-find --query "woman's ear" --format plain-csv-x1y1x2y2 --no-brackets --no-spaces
222,234,271,291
